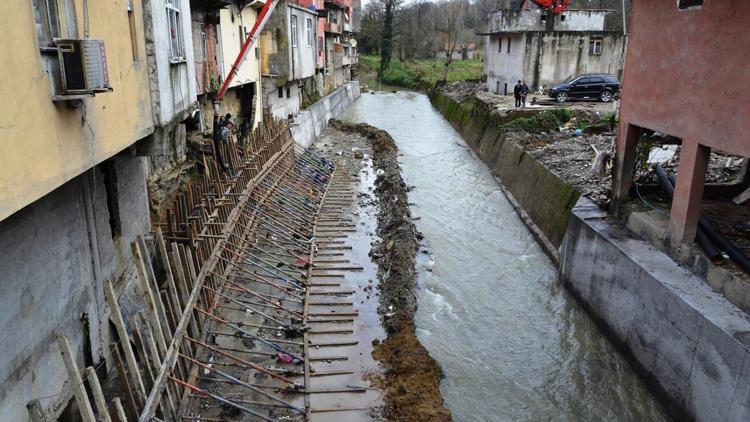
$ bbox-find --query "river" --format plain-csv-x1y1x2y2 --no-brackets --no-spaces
339,91,670,421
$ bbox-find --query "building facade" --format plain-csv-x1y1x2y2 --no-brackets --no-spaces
0,0,160,419
482,6,625,94
259,0,359,120
612,0,750,245
260,0,321,119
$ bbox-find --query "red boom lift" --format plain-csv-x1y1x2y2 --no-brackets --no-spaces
530,0,570,14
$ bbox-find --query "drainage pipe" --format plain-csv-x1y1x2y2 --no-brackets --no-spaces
653,165,721,260
665,171,750,274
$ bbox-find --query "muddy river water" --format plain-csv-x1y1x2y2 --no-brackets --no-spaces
339,91,670,421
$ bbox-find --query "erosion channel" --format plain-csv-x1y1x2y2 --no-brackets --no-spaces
332,91,671,421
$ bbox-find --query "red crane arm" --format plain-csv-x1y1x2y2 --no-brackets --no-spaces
530,0,570,14
215,0,279,103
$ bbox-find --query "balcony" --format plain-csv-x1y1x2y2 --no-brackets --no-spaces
324,0,347,9
324,22,342,34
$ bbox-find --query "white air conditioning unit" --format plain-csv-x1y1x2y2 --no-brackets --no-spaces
54,39,111,95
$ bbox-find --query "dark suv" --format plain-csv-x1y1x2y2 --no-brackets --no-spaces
548,74,620,103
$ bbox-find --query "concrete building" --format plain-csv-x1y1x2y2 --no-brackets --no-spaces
321,0,359,94
187,0,263,134
436,42,477,60
612,0,750,245
0,0,159,419
481,5,625,95
260,0,321,119
137,0,198,159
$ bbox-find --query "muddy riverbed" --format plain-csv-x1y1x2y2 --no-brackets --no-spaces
336,91,671,421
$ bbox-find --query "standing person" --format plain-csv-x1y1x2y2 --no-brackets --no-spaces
521,80,529,109
513,80,523,108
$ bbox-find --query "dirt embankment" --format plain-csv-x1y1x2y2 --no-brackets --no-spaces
329,119,452,422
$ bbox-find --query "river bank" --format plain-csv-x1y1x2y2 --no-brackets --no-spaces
428,84,750,421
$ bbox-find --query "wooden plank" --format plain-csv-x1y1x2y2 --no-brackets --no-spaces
55,334,96,422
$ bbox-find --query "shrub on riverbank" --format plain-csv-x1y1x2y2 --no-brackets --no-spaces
359,55,483,90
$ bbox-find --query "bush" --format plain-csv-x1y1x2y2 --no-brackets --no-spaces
501,109,572,133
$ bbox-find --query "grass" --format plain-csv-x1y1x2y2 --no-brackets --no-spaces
358,55,484,90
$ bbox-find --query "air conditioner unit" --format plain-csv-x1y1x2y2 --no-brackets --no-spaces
55,39,111,95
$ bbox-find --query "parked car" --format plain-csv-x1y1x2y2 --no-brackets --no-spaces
548,74,620,103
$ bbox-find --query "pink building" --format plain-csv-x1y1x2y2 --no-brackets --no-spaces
613,0,750,245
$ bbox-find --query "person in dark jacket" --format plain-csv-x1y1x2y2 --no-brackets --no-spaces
513,80,523,108
521,81,529,109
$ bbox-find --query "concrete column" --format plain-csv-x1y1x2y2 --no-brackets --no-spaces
670,141,710,246
611,123,640,212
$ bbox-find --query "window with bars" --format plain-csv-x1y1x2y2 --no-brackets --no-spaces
166,0,185,60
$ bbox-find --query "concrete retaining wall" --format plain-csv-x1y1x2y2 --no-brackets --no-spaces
429,89,579,247
291,81,360,148
561,198,750,422
0,154,150,421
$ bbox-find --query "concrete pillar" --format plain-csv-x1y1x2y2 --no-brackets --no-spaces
611,123,640,212
670,141,710,246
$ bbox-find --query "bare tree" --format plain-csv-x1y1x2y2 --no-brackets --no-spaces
439,0,468,82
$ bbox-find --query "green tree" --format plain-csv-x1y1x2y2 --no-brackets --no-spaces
378,0,403,79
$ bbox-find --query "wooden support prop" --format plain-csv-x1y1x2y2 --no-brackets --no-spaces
309,355,349,362
110,343,139,419
105,281,147,403
132,241,168,356
112,397,129,422
310,369,355,377
84,367,112,422
311,406,372,413
308,312,359,317
55,333,96,422
308,341,359,347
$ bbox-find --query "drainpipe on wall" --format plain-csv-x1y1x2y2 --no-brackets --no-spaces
83,0,89,38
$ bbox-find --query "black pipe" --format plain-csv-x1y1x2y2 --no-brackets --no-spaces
664,172,750,274
653,165,722,260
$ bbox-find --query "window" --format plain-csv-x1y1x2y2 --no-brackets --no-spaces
306,17,313,47
278,86,283,98
33,0,61,46
291,15,298,48
498,38,503,53
678,0,703,9
507,38,511,53
166,0,184,60
127,0,139,60
589,37,602,55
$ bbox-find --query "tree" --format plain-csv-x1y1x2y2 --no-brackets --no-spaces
378,0,403,79
439,0,468,82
